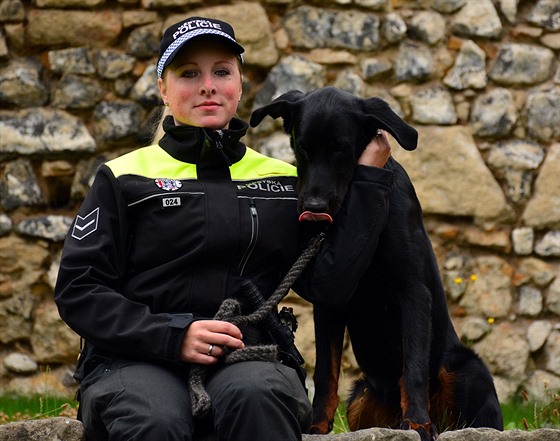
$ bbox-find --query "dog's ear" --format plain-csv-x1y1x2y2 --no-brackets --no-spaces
249,90,305,132
361,98,418,151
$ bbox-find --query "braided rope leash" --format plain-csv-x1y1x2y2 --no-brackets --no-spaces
188,232,325,417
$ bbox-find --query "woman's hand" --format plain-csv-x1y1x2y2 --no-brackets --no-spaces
358,129,392,168
180,320,245,364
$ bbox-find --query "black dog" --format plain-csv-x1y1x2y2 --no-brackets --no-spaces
250,87,503,441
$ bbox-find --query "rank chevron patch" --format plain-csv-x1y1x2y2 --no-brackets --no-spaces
71,207,100,240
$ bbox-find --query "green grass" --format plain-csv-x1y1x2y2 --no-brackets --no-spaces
330,397,559,433
503,385,560,430
332,402,349,433
501,396,560,430
0,394,78,424
1,393,558,431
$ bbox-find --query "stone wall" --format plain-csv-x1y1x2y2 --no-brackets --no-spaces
0,418,559,441
0,0,558,410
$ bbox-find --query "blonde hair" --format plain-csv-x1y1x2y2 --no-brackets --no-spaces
150,106,172,145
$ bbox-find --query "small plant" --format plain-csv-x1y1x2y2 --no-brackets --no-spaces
332,401,349,433
518,380,560,430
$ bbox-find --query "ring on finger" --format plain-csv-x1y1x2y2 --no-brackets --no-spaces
207,344,214,356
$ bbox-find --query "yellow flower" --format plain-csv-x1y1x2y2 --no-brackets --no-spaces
470,274,478,281
487,317,495,324
454,277,463,284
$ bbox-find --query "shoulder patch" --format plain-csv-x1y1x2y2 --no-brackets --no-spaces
71,207,99,240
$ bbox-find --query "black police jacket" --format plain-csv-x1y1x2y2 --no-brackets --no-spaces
54,116,394,374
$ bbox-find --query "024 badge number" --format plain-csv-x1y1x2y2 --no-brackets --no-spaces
162,197,181,208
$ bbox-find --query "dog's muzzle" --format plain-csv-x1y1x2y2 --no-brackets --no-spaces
299,211,333,222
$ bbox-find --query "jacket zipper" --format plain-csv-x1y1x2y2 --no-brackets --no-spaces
214,129,232,166
239,200,259,276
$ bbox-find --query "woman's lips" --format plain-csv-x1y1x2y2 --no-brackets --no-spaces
197,101,220,110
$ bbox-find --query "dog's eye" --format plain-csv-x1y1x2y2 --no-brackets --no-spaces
334,142,349,153
296,147,308,160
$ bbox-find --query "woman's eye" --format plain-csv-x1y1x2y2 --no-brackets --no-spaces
215,68,230,76
181,70,198,78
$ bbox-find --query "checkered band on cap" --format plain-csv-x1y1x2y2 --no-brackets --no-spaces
157,28,243,78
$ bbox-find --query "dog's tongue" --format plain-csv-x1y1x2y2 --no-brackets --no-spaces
299,211,333,222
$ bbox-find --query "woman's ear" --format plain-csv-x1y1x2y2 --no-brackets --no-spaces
158,77,168,106
238,75,243,102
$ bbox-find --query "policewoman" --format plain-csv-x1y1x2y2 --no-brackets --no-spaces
55,16,393,441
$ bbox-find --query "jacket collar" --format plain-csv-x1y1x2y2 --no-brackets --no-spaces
158,115,248,165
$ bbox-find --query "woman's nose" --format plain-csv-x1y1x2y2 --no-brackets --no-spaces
200,74,216,95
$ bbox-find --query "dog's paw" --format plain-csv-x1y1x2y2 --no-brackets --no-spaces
401,419,438,441
308,421,333,435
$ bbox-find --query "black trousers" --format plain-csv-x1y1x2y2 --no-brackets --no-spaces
78,358,312,441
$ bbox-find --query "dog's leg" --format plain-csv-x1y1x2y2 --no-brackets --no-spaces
432,348,503,430
398,286,438,441
310,305,345,434
429,368,458,430
400,371,438,441
347,378,400,430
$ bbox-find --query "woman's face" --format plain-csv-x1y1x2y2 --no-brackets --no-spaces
158,37,243,130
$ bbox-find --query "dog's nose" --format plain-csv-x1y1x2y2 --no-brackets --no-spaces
300,198,333,222
303,198,328,214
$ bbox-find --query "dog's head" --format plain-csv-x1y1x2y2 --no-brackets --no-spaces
250,87,417,222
